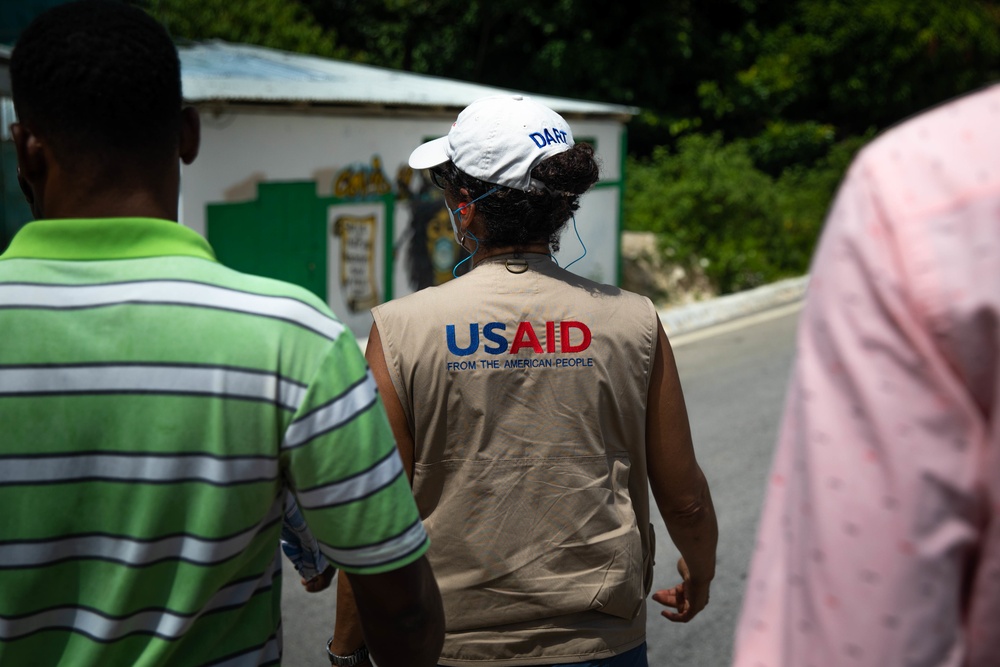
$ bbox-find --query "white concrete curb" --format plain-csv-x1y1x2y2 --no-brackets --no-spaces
658,275,809,337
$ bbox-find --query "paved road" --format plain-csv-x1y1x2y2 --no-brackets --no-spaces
279,305,803,666
645,304,801,666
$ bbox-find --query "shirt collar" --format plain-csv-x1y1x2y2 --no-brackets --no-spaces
0,218,217,262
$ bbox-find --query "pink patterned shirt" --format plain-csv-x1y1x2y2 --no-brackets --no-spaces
732,84,1000,667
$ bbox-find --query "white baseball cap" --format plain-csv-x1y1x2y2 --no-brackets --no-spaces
408,94,575,192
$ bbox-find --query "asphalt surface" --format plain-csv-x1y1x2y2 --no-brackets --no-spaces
644,304,801,666
278,304,804,667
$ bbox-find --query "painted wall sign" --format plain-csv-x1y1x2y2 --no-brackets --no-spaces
332,213,379,313
334,156,393,199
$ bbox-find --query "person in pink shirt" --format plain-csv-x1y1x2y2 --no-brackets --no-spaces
732,84,1000,667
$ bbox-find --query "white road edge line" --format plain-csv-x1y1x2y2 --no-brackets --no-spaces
667,300,805,348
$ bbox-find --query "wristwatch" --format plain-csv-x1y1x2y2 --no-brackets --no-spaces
326,637,369,666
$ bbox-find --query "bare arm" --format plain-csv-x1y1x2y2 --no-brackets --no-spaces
331,323,425,663
343,556,443,667
330,570,366,663
364,323,417,480
646,320,718,622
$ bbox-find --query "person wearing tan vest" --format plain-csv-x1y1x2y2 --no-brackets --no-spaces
329,95,718,667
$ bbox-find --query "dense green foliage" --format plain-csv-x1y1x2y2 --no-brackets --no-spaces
627,135,782,293
133,0,339,56
626,133,870,292
131,0,1000,292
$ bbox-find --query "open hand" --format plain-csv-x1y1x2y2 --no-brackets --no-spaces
651,557,710,623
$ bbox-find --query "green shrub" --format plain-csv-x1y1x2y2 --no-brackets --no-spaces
625,133,783,293
745,120,837,176
773,132,872,270
624,131,869,293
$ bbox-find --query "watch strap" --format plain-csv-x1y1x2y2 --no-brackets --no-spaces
326,638,369,667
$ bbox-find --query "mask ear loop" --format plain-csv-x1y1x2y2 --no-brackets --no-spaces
563,215,588,270
449,186,498,279
455,186,500,212
452,231,479,278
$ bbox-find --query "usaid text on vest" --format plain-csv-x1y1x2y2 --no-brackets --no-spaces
445,320,596,372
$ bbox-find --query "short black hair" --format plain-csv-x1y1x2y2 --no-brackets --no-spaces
10,0,183,167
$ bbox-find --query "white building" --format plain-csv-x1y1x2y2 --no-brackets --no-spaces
2,41,637,338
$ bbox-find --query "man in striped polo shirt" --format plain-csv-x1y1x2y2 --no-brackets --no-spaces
0,2,444,666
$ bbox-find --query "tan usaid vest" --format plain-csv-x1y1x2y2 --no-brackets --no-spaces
372,253,658,666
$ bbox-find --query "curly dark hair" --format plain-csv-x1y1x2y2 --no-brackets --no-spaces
436,142,600,252
10,0,183,169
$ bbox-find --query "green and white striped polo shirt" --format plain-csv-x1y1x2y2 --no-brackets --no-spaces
0,218,428,666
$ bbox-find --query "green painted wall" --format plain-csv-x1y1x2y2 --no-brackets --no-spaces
206,181,395,304
208,182,331,300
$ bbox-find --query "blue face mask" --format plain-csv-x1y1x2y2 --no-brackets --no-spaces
446,206,464,246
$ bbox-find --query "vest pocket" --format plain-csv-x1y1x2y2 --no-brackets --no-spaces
418,454,646,629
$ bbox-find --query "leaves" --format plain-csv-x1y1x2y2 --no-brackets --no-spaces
626,134,782,293
624,131,867,293
132,0,340,56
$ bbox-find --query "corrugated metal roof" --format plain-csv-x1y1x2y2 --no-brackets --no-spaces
180,41,637,119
